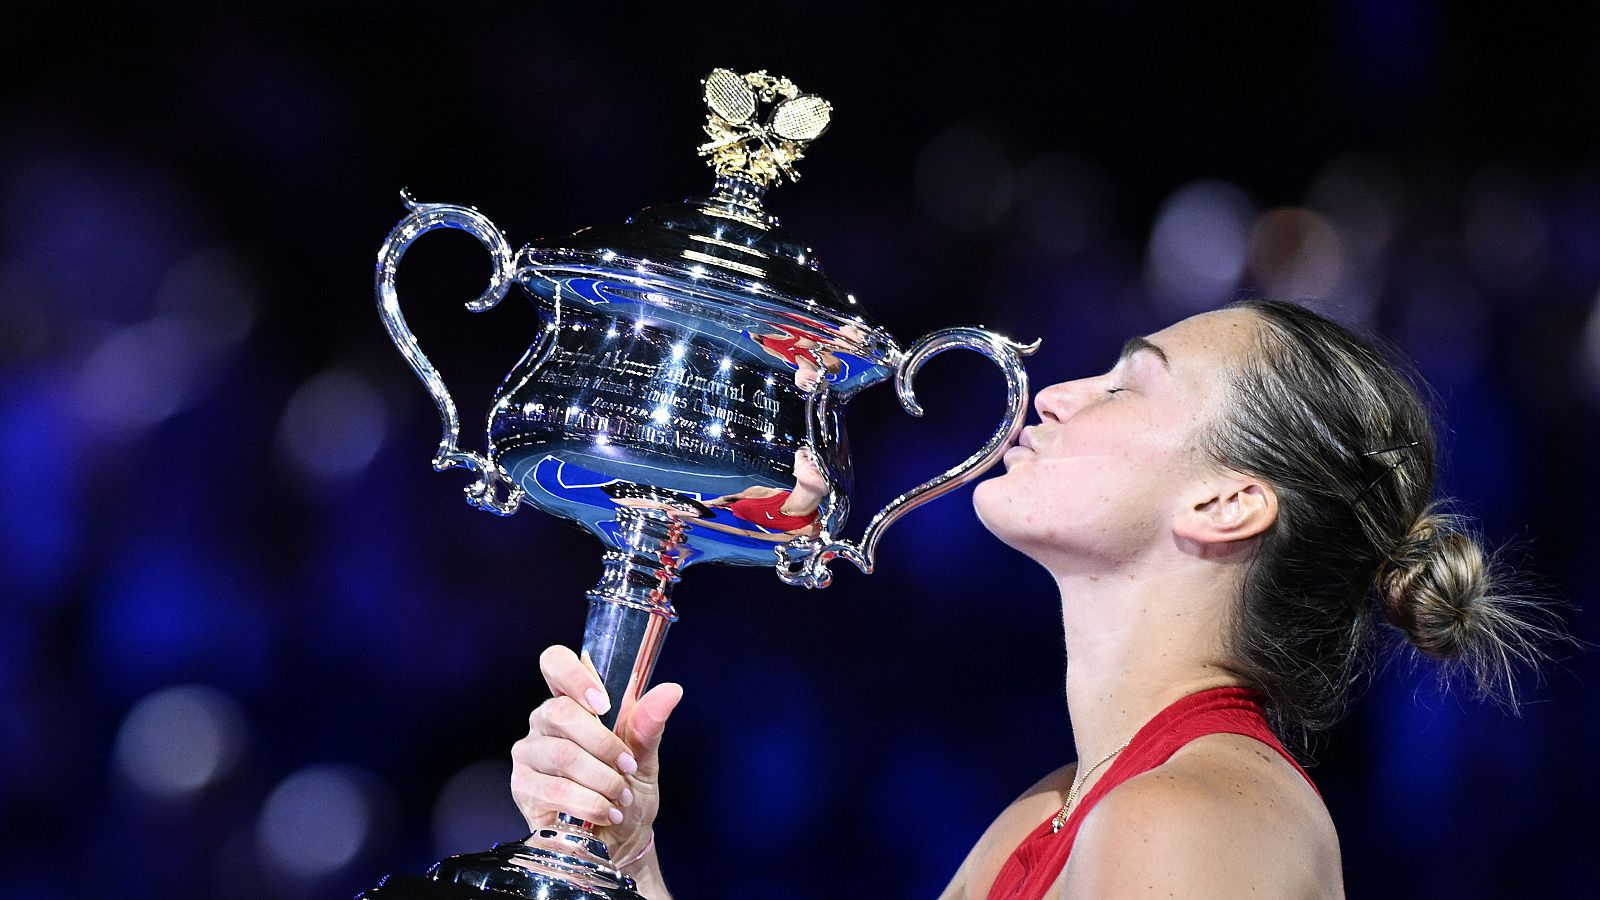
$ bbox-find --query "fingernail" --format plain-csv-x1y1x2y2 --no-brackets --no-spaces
620,788,634,808
586,688,610,715
607,807,625,825
617,753,638,775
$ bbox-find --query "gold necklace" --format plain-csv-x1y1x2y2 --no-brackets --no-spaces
1050,738,1133,834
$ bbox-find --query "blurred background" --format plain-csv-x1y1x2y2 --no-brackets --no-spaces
3,3,1597,897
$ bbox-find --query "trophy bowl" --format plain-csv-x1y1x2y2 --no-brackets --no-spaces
361,68,1037,899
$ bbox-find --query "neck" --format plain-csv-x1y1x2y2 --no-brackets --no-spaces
782,481,824,515
1053,561,1244,773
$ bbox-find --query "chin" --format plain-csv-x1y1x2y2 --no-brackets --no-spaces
972,475,1023,547
973,470,1133,569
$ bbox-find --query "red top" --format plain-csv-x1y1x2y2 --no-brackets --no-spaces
753,322,829,367
985,686,1317,900
725,490,818,532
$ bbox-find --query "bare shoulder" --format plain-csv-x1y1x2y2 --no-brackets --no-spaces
939,762,1077,900
1058,734,1343,899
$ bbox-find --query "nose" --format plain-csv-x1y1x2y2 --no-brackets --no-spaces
1033,378,1092,423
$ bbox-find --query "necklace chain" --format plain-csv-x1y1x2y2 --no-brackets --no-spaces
1050,738,1133,834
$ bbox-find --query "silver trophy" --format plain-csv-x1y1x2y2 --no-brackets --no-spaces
362,68,1037,899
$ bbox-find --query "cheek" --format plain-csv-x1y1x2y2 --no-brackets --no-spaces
974,457,1160,548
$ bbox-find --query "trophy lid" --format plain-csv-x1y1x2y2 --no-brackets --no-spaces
521,68,894,387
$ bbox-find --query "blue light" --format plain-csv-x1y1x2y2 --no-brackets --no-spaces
89,539,270,698
0,377,82,600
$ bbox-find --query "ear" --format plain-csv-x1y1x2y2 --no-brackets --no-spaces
1175,473,1278,547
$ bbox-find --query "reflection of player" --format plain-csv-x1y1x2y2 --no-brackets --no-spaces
598,481,713,518
793,350,834,392
748,318,867,392
750,323,841,391
702,447,827,540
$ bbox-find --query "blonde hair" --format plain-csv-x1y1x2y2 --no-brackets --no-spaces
1207,300,1559,747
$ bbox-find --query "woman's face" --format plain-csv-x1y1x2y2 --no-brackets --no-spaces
972,309,1260,569
792,446,827,493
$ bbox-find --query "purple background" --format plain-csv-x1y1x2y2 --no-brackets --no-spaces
3,3,1597,898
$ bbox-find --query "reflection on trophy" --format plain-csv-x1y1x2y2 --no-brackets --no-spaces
362,68,1038,899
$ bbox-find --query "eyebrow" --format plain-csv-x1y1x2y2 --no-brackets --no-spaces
1118,336,1171,371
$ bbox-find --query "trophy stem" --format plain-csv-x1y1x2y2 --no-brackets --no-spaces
582,507,684,735
365,508,687,900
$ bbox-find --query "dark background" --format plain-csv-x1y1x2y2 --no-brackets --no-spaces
4,3,1598,898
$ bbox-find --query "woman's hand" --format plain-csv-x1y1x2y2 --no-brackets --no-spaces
511,645,684,867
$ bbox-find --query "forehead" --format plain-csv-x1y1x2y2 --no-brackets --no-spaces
1144,308,1261,370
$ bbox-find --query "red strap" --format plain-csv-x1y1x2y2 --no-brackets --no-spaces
985,686,1315,900
726,491,818,531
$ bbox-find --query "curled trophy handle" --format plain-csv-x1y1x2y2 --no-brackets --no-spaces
375,189,528,515
777,327,1041,588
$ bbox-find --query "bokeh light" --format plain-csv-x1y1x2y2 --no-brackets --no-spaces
1304,155,1409,323
68,244,256,438
1145,180,1256,313
74,316,222,435
1247,207,1346,300
153,246,259,345
431,758,527,857
275,368,389,488
113,684,248,799
1582,285,1600,403
256,764,384,882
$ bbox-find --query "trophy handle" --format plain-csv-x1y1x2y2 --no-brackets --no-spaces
376,189,529,515
777,327,1040,588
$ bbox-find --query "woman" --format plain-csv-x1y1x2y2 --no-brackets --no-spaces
700,447,827,540
510,300,1550,898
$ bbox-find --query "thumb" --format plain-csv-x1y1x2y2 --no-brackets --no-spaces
622,682,683,781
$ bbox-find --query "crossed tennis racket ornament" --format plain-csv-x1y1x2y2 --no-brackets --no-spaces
361,68,1038,899
698,67,832,187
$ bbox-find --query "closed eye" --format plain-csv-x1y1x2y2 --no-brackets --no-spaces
1106,387,1126,395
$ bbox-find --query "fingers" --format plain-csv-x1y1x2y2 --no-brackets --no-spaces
539,645,609,716
513,733,632,808
529,696,635,776
511,762,626,828
620,682,684,781
525,648,680,821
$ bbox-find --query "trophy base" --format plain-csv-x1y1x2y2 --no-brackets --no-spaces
362,823,643,900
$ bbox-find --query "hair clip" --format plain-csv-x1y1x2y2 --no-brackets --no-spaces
1353,440,1421,502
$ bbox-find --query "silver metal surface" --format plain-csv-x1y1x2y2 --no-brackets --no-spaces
377,189,528,515
368,822,643,900
377,186,1038,572
362,67,1038,900
776,326,1041,589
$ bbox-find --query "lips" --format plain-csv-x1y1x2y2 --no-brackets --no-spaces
1001,428,1037,469
1001,443,1033,468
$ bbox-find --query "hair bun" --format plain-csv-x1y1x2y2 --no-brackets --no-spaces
1377,511,1488,659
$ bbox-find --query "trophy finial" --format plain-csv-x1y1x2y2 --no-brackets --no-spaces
697,68,832,192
